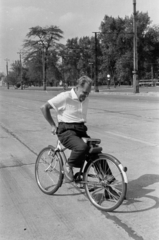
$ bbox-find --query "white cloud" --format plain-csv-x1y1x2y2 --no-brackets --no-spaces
59,12,83,25
2,6,45,29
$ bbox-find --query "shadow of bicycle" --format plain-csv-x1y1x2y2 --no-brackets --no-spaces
115,174,159,213
53,181,85,197
52,174,159,212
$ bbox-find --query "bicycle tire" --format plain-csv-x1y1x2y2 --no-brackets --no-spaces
35,146,63,195
84,153,127,212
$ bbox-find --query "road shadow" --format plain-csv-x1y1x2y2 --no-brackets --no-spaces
53,182,85,197
115,174,159,213
47,174,159,211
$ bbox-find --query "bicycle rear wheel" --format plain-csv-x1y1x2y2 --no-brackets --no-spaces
35,146,63,195
84,154,127,212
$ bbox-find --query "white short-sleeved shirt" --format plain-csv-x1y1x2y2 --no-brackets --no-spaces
48,88,89,123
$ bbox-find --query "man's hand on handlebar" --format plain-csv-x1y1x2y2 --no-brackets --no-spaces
51,125,57,135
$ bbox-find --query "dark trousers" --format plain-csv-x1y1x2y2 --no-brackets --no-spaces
57,122,90,168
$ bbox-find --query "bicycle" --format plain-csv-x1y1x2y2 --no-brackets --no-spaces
35,137,128,212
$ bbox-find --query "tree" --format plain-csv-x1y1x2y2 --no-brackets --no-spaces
5,61,28,87
0,72,5,86
0,72,5,80
23,25,63,89
7,71,17,86
60,36,96,85
99,15,132,84
141,24,159,79
99,12,159,85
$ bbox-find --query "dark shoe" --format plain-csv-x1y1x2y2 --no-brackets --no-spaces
64,162,74,182
74,172,83,182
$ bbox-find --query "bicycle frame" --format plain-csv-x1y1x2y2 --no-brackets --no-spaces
48,138,128,185
35,137,128,211
48,140,89,183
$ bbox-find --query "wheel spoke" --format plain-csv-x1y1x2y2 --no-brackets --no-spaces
84,156,127,211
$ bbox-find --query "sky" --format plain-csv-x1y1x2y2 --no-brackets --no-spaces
0,0,159,73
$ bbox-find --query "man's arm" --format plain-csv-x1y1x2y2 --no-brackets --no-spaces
40,102,57,134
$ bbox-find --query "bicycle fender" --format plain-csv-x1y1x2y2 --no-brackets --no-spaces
118,164,128,183
98,153,128,183
98,153,120,164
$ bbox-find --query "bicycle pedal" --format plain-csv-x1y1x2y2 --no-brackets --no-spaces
74,172,83,182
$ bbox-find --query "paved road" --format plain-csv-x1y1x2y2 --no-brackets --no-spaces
0,88,159,240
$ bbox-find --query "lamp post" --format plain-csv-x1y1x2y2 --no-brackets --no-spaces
37,42,47,91
107,74,111,89
17,51,23,90
61,55,66,88
132,0,139,93
93,32,100,92
61,56,65,83
20,52,23,90
4,58,9,89
89,62,93,80
42,47,46,91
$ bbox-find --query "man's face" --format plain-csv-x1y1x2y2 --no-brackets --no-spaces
76,83,91,102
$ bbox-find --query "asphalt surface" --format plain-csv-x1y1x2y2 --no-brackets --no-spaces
0,86,159,240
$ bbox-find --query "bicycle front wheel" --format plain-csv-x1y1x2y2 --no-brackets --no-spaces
84,154,127,212
35,146,63,195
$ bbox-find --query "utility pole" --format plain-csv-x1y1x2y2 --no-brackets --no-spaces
151,64,154,79
4,58,9,89
17,51,23,90
132,0,139,93
61,55,66,89
89,62,93,79
62,56,65,83
37,41,47,90
42,47,46,91
93,32,100,92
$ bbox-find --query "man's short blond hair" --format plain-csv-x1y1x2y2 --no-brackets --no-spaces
77,75,92,87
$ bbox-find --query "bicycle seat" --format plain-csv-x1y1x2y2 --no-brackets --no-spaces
82,138,101,145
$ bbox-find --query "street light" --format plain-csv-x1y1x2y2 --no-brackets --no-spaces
88,62,93,80
107,74,111,89
17,51,23,90
93,32,100,92
42,47,46,91
4,58,9,89
132,0,139,93
61,55,67,88
37,41,47,91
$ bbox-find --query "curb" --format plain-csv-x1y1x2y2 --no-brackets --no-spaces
1,86,159,97
91,91,159,97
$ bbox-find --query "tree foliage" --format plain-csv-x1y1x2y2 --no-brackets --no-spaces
99,12,159,84
59,36,96,85
7,12,159,87
22,25,63,86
